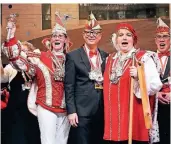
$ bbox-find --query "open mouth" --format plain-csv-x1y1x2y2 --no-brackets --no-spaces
122,42,128,46
55,42,60,46
160,43,166,47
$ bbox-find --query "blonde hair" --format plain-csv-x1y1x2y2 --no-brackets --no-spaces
21,41,35,52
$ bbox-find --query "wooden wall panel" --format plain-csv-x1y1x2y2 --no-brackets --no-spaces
1,4,79,42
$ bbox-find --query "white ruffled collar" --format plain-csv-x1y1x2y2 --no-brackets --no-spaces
113,47,136,60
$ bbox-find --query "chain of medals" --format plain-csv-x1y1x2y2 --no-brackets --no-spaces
21,71,32,91
110,53,132,84
83,46,103,89
51,52,65,82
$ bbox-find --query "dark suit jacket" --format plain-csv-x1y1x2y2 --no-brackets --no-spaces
160,56,170,84
64,47,108,117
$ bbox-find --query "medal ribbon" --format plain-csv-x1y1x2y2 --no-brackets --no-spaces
111,56,132,75
51,52,64,71
159,57,168,76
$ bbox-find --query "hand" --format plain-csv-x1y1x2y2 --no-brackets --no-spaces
157,92,170,104
6,21,16,38
164,92,170,103
129,66,138,79
68,113,79,127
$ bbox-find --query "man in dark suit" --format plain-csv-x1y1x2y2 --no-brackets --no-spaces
64,13,108,144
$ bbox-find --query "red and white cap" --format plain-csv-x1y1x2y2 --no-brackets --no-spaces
42,12,73,52
116,23,138,46
156,17,170,34
52,11,67,35
85,12,102,30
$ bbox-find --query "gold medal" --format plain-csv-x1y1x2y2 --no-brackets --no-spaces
95,83,103,89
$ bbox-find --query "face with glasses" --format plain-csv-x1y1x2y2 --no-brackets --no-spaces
83,29,102,46
155,32,170,53
51,32,67,52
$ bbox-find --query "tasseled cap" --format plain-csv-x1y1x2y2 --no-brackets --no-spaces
65,37,73,53
156,17,170,33
116,23,138,45
85,12,102,30
42,38,51,50
52,11,67,35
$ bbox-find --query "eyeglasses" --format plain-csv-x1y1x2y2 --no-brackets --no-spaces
83,30,101,37
156,35,170,40
52,34,65,39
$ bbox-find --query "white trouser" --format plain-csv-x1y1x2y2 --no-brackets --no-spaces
37,105,70,144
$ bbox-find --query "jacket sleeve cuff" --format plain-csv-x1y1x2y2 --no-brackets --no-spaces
4,37,18,47
66,105,76,115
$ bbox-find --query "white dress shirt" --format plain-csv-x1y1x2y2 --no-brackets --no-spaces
84,44,102,68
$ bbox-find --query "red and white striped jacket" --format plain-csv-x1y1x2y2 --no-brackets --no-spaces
2,37,66,113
